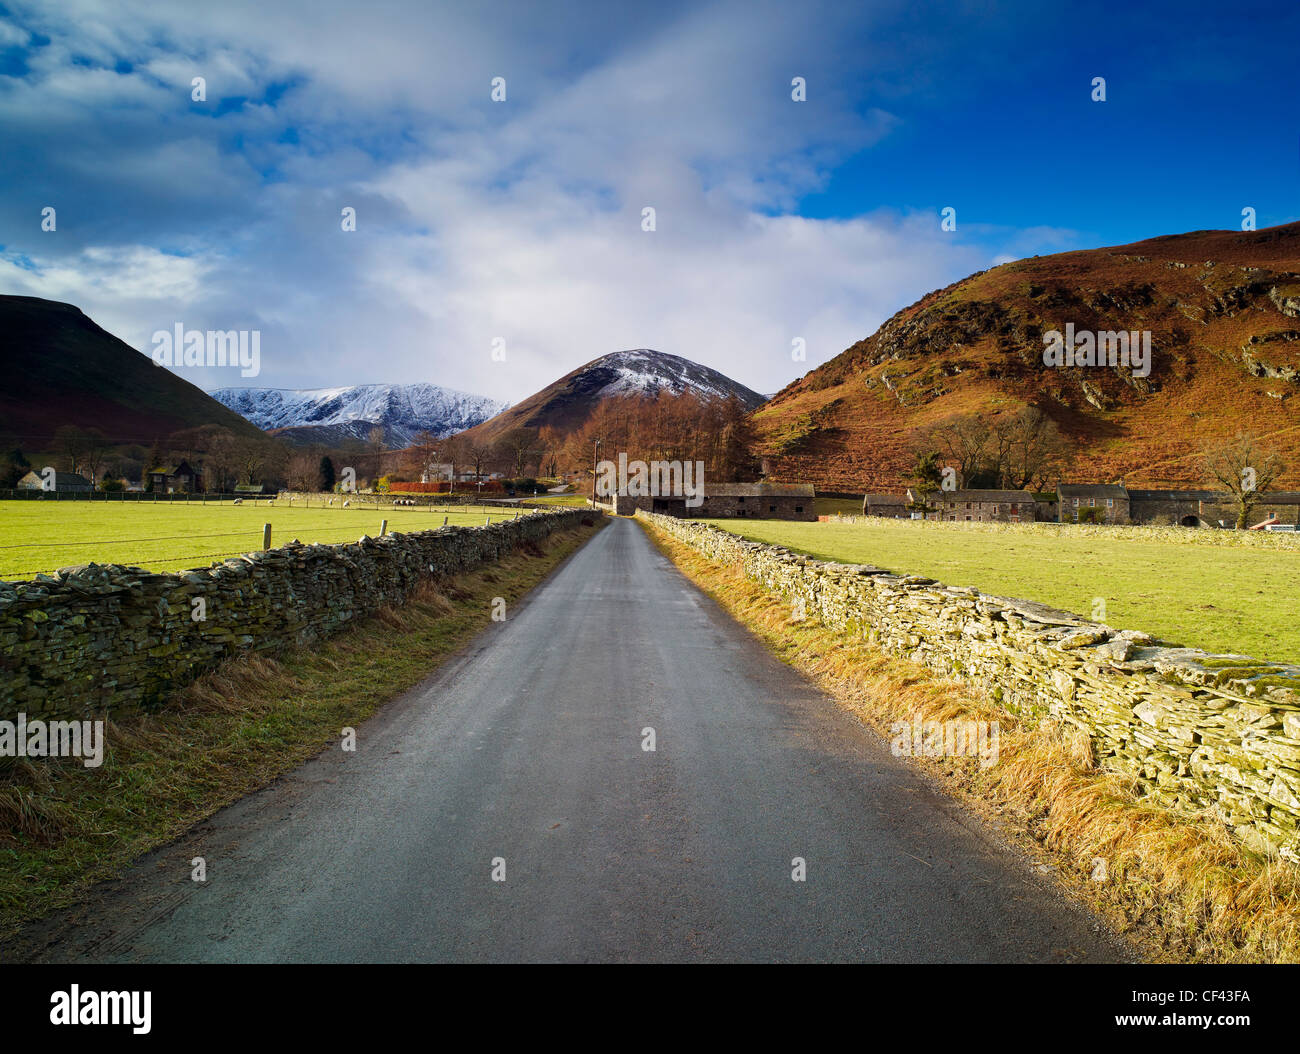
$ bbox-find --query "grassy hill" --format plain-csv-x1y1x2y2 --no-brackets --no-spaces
753,223,1300,490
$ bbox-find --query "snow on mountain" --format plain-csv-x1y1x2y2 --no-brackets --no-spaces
209,382,509,448
581,349,766,405
456,348,767,446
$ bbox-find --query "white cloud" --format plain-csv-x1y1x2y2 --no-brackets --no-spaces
0,0,1067,402
0,18,31,46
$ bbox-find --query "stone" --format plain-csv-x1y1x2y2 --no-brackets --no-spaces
635,509,1300,861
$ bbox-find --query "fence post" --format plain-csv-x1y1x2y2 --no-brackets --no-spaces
263,523,272,550
380,519,388,536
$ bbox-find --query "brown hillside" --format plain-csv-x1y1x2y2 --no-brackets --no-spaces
754,223,1300,490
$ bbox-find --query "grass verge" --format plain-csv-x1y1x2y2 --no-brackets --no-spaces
639,517,1300,963
0,518,602,940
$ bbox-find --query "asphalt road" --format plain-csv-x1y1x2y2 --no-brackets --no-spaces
23,517,1127,963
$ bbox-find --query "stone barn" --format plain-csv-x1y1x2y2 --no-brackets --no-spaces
16,470,92,493
1127,489,1222,527
861,493,909,518
909,488,1037,523
1058,484,1130,524
611,482,816,519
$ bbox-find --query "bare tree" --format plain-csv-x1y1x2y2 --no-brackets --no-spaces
1203,432,1286,528
927,416,992,487
203,428,240,493
366,425,388,484
285,451,319,491
167,426,209,465
454,439,495,490
81,428,109,486
992,407,1067,491
498,428,536,478
52,424,87,477
537,425,562,479
412,429,439,480
233,436,268,487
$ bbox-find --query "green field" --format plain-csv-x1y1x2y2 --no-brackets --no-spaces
813,497,863,516
531,493,592,508
704,517,1300,662
0,501,534,580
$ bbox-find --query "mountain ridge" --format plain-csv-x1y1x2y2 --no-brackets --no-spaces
754,222,1300,491
456,348,766,446
210,382,508,448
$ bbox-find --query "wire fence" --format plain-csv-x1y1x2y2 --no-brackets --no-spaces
0,489,257,503
0,530,258,550
0,489,538,511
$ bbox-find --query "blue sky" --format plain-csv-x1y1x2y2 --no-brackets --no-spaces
0,0,1296,401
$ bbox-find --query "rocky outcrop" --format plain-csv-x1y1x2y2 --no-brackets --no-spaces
640,512,1300,862
1269,285,1300,318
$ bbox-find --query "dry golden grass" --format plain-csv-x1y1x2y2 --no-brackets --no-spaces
641,519,1300,963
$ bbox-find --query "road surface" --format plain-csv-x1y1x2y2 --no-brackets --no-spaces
21,517,1127,963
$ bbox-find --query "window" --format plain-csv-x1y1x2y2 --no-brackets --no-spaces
1106,498,1114,508
738,496,746,503
966,502,971,509
795,506,803,514
1073,498,1079,507
769,504,776,512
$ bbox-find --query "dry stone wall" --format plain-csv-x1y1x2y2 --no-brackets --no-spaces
1,509,587,720
639,511,1300,862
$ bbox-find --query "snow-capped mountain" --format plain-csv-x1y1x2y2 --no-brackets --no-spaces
453,349,767,445
574,349,767,404
209,383,509,448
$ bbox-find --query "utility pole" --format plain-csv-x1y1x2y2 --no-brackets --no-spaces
591,438,603,508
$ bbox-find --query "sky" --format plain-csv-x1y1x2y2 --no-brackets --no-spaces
1,0,1298,403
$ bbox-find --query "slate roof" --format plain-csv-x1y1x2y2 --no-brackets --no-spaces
1058,484,1129,499
706,483,816,497
921,489,1036,503
17,470,92,489
1127,489,1221,502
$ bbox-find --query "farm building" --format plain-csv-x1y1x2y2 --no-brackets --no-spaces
908,488,1037,523
610,482,816,519
861,493,910,518
1125,489,1300,527
1125,489,1218,526
420,462,455,483
148,460,199,494
1058,484,1130,524
15,470,93,493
